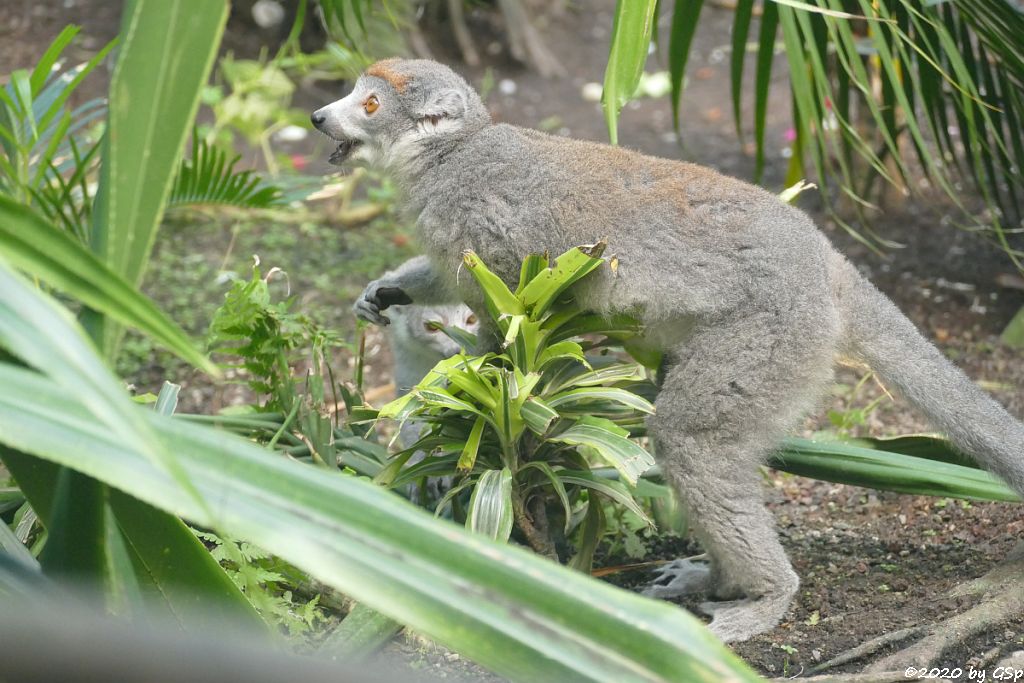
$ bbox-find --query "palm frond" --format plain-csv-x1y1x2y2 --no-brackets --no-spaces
0,26,112,242
30,136,101,243
607,0,1024,266
169,136,283,210
316,0,407,56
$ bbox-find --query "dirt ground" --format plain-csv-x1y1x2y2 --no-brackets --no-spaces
3,0,1022,679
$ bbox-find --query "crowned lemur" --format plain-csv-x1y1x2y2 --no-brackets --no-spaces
312,59,1024,643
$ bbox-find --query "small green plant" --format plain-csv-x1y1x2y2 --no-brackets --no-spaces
203,261,389,473
196,530,326,639
603,500,656,560
170,135,283,209
201,54,308,174
208,262,339,408
827,372,889,436
776,644,799,676
369,244,661,570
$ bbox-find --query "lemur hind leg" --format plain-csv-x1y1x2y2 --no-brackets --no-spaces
645,307,838,643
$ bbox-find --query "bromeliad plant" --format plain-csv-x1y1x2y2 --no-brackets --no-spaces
369,243,673,570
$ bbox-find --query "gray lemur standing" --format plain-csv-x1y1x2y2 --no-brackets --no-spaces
313,59,1024,643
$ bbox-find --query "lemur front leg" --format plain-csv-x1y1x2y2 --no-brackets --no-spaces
354,255,499,354
353,256,455,326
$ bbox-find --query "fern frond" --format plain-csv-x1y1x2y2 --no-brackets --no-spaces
169,136,283,210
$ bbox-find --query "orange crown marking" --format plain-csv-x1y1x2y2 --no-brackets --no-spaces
366,58,410,93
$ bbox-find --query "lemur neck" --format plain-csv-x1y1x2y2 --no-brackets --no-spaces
391,122,492,208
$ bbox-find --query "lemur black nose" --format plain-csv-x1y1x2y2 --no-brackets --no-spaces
311,111,326,128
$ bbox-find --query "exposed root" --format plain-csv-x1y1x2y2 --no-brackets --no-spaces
976,645,1006,670
811,542,1024,677
809,626,924,673
996,650,1024,670
865,542,1024,673
866,588,1024,672
805,542,1024,676
770,673,954,683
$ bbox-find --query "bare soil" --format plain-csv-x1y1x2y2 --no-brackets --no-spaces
3,0,1022,678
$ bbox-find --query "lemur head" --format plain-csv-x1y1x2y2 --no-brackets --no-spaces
390,304,480,359
311,59,490,173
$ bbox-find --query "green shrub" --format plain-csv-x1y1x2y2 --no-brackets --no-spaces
367,244,679,570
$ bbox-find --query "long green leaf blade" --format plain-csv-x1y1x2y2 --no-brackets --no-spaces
318,602,402,662
752,0,779,182
517,244,607,318
89,0,229,357
0,365,758,682
548,388,656,415
550,425,655,486
730,0,755,139
0,197,217,375
558,471,654,527
667,0,706,132
466,468,515,542
772,438,1020,502
462,250,525,320
457,416,486,472
602,0,659,144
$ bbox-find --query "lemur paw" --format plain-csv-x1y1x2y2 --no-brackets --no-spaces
642,557,713,599
353,280,413,326
700,598,785,643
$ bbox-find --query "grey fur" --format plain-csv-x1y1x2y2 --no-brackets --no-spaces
386,302,479,398
314,59,1024,643
387,302,478,503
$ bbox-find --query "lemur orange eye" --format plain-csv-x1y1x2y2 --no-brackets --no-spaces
465,314,477,325
363,95,379,114
423,321,439,333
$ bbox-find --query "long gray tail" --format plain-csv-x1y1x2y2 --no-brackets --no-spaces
831,255,1024,497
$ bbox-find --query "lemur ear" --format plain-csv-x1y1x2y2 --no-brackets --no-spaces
414,89,466,129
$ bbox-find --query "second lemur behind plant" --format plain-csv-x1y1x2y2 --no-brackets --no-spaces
385,302,478,505
386,302,479,400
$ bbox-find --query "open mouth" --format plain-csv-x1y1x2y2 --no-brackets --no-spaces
328,138,361,165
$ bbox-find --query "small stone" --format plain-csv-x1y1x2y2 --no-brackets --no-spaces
252,0,285,28
581,82,604,102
